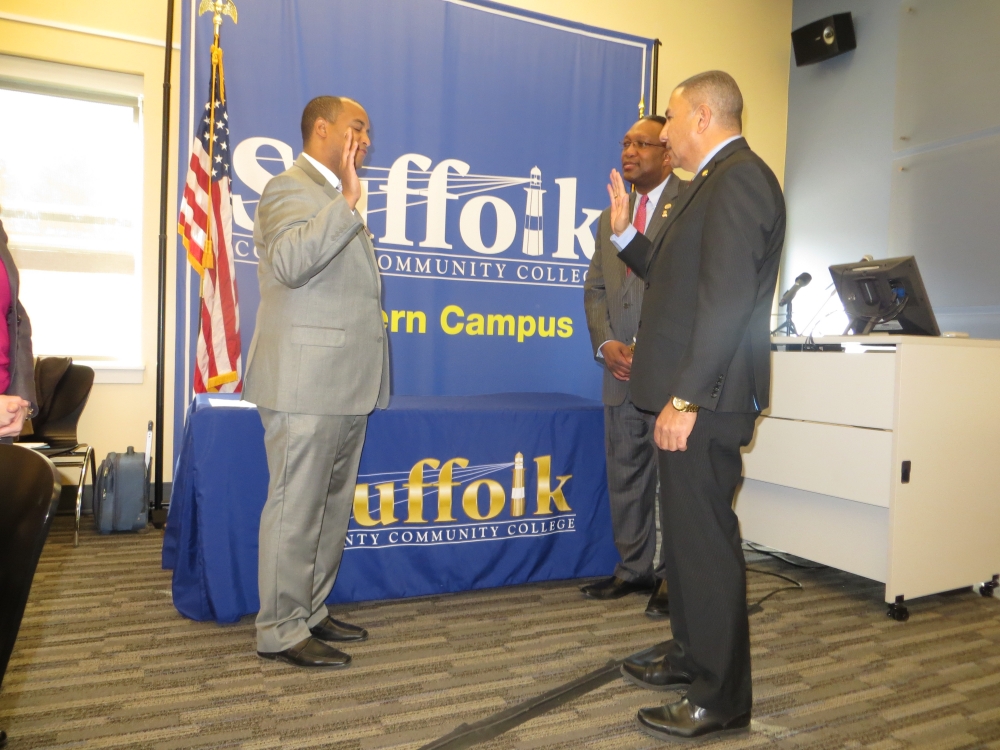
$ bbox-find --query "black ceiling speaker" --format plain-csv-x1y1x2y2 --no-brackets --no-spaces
792,13,856,66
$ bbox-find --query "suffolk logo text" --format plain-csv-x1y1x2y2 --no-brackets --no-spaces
345,453,575,549
229,139,601,289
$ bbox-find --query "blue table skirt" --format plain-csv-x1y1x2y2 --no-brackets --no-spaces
163,393,619,623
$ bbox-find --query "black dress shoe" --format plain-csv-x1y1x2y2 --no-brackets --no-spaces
621,655,693,691
310,615,368,643
645,579,669,618
257,637,351,668
580,575,655,600
637,697,750,741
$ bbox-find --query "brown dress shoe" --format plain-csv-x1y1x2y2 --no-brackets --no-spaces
257,637,351,668
645,578,669,618
637,697,751,741
310,615,368,643
621,655,693,691
580,575,655,600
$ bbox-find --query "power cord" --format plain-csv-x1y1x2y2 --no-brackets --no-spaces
746,567,803,615
742,541,826,614
744,541,826,569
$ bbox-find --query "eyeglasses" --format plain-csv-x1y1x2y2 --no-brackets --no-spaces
620,139,665,151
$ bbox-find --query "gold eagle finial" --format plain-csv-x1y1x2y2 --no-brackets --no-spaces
199,0,238,35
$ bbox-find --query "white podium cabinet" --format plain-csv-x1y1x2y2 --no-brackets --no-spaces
736,335,1000,618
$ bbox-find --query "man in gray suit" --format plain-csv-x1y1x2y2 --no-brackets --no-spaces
244,96,389,668
582,116,683,617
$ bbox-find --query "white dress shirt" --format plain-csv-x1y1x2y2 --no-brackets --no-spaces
302,152,363,220
302,152,343,191
694,134,743,175
632,175,671,225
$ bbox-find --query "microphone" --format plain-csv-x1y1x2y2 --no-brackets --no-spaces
779,272,812,306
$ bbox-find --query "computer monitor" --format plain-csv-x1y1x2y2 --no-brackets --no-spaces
829,256,940,336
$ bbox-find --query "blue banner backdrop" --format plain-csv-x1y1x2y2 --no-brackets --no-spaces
174,0,655,449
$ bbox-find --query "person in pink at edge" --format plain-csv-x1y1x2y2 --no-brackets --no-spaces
0,216,36,443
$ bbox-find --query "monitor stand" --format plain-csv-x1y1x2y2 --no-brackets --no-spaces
843,316,878,336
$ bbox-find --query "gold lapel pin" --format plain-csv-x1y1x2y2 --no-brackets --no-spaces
702,169,709,177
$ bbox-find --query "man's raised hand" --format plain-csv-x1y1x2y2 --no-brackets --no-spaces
606,169,631,236
340,128,361,211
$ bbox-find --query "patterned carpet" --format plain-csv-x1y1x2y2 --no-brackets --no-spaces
1,517,999,749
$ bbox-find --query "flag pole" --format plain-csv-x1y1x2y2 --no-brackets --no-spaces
201,2,233,286
202,39,218,284
152,0,175,528
651,39,660,116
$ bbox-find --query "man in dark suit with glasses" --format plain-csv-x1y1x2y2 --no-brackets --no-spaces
583,116,684,618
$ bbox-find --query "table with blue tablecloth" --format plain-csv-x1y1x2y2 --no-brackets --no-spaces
162,393,619,623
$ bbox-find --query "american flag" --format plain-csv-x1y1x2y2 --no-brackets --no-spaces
178,65,242,393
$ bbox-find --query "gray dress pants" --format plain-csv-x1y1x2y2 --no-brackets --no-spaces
604,397,661,582
256,408,367,653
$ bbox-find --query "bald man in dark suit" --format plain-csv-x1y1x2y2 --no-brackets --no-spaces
608,71,786,742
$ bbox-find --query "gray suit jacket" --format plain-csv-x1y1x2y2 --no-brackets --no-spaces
583,174,683,406
244,154,390,416
0,219,36,413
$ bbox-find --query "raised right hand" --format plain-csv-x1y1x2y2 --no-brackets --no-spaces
339,128,362,211
606,169,631,236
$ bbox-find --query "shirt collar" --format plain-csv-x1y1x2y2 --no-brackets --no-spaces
302,152,342,191
695,135,743,175
632,174,671,216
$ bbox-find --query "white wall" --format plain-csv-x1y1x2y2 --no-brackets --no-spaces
0,1,181,479
783,0,1000,339
781,0,899,333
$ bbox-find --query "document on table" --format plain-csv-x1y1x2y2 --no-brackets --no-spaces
207,398,257,409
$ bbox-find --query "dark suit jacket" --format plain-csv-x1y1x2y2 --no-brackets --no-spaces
619,138,785,414
584,175,684,406
0,219,36,413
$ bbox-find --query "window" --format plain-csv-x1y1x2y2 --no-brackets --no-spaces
0,54,144,374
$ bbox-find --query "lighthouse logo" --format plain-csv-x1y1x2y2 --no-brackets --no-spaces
522,167,544,257
229,139,603,289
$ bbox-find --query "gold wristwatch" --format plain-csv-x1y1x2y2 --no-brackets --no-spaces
671,396,700,413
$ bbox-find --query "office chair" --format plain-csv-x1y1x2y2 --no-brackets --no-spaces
0,444,61,750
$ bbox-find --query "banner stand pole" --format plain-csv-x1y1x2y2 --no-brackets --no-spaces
152,0,176,529
651,39,660,116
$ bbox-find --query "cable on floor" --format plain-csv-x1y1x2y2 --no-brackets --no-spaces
746,566,803,614
744,541,827,569
420,563,811,748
